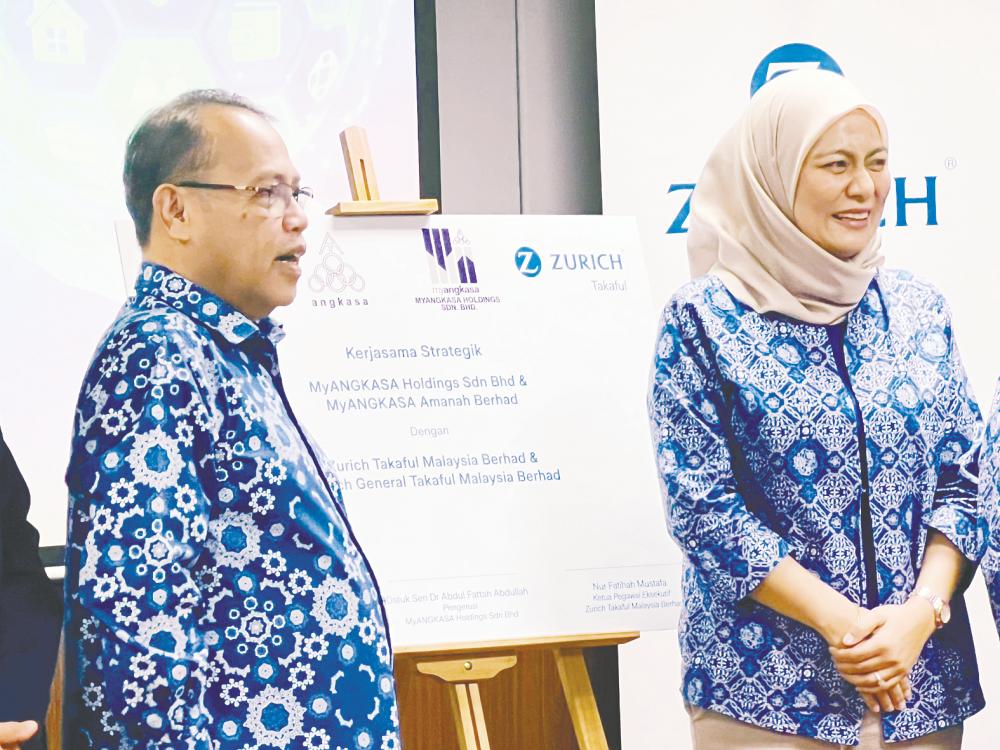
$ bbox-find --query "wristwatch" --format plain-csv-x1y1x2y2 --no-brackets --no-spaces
909,586,951,629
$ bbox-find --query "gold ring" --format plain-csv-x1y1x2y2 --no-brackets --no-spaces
874,671,885,686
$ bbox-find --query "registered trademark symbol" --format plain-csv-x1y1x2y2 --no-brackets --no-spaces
944,157,958,170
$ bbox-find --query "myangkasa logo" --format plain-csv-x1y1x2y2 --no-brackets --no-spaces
514,247,542,278
750,43,843,96
422,228,478,285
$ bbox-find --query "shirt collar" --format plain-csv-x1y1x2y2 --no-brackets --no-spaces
134,263,286,347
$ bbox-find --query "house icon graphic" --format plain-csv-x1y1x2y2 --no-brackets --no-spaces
26,0,88,65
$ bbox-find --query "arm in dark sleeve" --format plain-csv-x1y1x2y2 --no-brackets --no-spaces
0,427,62,723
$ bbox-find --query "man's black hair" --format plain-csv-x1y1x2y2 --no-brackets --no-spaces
123,89,269,246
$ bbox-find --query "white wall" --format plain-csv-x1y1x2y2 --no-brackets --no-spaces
595,2,1000,746
432,0,603,215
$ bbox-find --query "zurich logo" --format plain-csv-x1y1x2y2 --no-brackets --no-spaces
514,246,542,278
750,43,843,96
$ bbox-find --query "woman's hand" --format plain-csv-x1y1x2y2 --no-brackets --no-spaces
744,558,931,714
826,606,910,713
813,598,873,648
830,599,936,711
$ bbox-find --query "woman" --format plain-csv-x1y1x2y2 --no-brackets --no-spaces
982,385,1000,637
648,69,983,748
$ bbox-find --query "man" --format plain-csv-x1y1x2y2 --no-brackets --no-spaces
64,91,399,749
1,428,61,750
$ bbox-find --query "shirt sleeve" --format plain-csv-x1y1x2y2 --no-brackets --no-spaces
67,320,218,747
923,300,986,563
648,303,790,604
981,379,1000,634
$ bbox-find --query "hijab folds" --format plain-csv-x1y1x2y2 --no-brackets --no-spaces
687,69,887,324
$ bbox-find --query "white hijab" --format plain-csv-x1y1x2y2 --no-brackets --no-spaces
687,69,887,324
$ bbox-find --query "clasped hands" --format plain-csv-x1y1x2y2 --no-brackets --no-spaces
826,598,937,714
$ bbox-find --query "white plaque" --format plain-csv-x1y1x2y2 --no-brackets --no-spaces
278,215,680,646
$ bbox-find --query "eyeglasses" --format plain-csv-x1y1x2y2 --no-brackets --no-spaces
176,181,314,212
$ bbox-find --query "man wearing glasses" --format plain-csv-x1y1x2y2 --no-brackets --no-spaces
63,91,399,749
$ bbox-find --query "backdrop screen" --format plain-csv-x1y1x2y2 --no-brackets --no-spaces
0,0,420,547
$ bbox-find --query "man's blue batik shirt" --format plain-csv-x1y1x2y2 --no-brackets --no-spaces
648,270,985,745
64,263,399,750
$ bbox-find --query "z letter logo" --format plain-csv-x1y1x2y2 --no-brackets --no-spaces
750,43,843,96
515,247,542,278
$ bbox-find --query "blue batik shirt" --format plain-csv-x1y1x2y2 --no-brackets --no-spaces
648,270,984,745
64,263,399,750
981,381,1000,639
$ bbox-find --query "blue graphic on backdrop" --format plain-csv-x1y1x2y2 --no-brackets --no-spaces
750,43,844,96
666,45,939,235
515,247,542,278
666,177,938,234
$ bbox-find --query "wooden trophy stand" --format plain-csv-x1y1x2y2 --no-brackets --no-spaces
395,632,639,750
327,126,439,216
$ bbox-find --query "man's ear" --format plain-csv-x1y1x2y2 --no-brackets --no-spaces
152,184,192,242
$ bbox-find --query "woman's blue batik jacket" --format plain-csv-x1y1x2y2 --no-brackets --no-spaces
648,270,985,745
981,382,1000,641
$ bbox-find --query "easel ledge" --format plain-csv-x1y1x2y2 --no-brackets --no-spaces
327,198,439,216
395,631,639,656
395,631,639,750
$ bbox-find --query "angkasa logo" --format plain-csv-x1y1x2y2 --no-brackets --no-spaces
308,233,366,293
422,228,478,285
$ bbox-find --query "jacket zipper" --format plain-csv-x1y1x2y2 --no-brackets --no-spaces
828,324,879,609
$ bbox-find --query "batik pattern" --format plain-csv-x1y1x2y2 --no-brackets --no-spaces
64,263,399,750
980,380,1000,641
649,270,984,744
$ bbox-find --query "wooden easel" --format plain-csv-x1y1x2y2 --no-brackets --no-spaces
396,632,639,750
327,126,439,216
327,128,639,747
45,636,63,750
45,630,639,749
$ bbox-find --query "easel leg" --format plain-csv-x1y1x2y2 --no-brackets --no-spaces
468,683,491,748
554,648,610,750
449,682,492,750
416,654,515,749
47,633,64,750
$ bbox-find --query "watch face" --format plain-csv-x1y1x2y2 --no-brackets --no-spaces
940,604,952,625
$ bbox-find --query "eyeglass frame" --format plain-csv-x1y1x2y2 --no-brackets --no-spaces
175,180,314,211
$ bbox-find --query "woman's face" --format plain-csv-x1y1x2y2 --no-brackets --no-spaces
792,109,890,259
